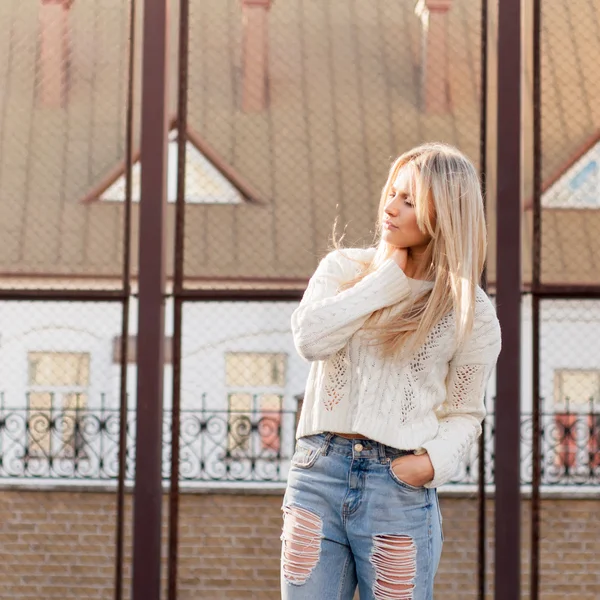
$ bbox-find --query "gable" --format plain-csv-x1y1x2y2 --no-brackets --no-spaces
543,140,600,209
100,131,243,205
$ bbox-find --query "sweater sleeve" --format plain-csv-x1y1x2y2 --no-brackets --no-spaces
291,250,412,361
419,296,502,488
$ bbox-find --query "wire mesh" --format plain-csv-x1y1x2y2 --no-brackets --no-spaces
539,1,600,287
5,0,600,599
173,1,488,598
0,300,132,598
0,0,133,290
181,0,485,287
534,3,600,597
0,301,127,478
0,0,138,594
537,299,600,484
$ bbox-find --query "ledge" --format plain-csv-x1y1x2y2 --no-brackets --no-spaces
0,479,597,499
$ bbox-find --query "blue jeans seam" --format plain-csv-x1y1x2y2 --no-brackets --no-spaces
336,549,353,600
426,494,434,599
435,494,444,542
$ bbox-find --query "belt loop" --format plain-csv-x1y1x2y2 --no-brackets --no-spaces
321,432,334,456
377,442,387,463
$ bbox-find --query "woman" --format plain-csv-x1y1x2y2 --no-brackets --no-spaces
281,143,502,600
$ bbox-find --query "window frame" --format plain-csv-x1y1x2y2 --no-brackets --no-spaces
225,352,286,459
26,352,91,460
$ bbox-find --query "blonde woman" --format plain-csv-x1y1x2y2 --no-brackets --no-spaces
281,143,502,599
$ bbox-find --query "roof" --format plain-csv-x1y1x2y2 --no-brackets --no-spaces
0,0,598,287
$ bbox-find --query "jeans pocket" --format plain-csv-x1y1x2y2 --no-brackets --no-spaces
387,458,424,492
290,437,322,469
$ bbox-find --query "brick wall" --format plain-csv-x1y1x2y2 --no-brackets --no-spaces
0,490,598,599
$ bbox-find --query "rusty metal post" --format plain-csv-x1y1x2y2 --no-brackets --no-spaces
530,0,542,597
495,0,522,598
114,0,136,598
478,1,489,598
167,0,190,597
131,0,169,599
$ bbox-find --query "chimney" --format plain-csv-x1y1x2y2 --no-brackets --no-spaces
241,0,272,113
38,0,73,108
415,0,452,114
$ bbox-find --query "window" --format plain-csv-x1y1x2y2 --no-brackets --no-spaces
225,353,286,457
554,370,600,412
27,352,90,459
553,370,600,471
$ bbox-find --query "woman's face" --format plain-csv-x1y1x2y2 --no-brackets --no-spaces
382,165,434,253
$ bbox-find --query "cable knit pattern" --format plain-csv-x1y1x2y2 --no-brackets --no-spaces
292,247,502,488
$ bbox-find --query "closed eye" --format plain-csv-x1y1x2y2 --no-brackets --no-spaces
389,188,414,206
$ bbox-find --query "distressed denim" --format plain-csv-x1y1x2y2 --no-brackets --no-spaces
281,433,443,600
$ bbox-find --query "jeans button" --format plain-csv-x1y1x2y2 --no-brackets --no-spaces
354,443,364,452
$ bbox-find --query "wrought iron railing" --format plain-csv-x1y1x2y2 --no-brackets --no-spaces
0,397,598,486
0,394,294,482
456,410,600,486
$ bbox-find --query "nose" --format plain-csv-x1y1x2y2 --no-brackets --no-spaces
384,199,399,217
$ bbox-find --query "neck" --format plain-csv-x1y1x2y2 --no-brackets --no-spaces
404,249,431,280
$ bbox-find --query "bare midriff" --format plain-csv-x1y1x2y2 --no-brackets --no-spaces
331,432,370,440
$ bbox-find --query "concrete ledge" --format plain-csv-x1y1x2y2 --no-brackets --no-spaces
0,479,598,499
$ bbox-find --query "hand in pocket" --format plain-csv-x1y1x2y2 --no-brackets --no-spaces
390,453,434,488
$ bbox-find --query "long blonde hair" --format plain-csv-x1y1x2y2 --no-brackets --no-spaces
332,142,487,357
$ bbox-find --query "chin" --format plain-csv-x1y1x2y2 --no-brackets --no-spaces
382,231,402,245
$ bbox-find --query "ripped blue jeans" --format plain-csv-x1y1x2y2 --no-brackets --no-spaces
281,433,443,600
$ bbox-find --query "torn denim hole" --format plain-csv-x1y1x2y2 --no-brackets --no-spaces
370,534,417,600
281,505,323,585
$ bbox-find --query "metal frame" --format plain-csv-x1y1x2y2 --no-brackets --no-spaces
494,1,522,598
531,1,543,598
131,1,170,599
114,0,136,596
167,0,190,595
478,1,488,597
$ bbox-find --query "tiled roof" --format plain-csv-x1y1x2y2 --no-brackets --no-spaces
0,0,598,287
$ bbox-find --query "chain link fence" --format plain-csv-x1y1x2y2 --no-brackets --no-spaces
0,0,133,288
538,0,600,286
1,0,599,599
181,0,484,285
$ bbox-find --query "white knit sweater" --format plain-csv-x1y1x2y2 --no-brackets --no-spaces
292,247,502,488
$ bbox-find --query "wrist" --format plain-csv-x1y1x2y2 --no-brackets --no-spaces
415,451,434,481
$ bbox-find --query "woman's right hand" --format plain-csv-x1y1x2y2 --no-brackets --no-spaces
390,247,409,271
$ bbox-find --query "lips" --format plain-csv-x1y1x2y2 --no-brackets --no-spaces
383,220,398,230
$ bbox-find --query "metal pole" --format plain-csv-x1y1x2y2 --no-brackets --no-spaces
114,0,136,597
132,0,169,598
168,0,190,596
530,0,542,597
495,0,522,598
478,0,489,597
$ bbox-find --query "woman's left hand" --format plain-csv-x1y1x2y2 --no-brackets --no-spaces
390,453,435,488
